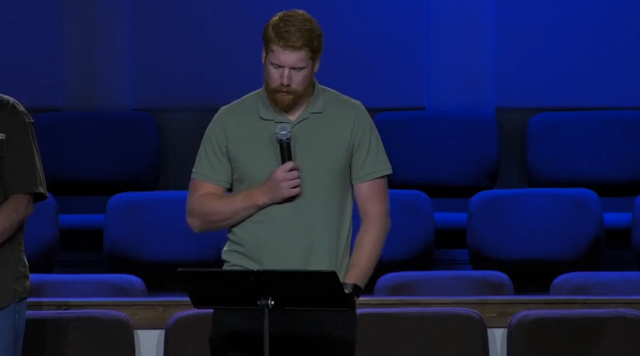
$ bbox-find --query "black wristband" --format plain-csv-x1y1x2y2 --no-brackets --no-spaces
342,283,363,298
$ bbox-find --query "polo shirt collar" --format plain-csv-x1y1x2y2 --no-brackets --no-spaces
258,80,324,122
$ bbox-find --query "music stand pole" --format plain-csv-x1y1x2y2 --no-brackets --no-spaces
260,296,273,356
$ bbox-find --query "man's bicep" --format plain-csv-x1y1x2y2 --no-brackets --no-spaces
351,105,393,185
3,112,47,202
191,113,233,189
186,178,227,225
353,177,390,220
188,178,228,198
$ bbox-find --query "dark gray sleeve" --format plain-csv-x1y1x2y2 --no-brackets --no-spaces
2,106,47,202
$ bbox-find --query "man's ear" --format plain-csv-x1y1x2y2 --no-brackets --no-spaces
262,48,266,64
313,59,320,73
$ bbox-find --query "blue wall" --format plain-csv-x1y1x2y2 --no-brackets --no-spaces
1,0,638,110
496,0,640,108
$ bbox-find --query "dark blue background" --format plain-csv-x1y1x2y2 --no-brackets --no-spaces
4,0,636,111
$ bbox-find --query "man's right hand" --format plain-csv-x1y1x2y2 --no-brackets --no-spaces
259,161,301,205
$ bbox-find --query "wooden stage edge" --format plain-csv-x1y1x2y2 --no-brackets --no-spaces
27,297,640,329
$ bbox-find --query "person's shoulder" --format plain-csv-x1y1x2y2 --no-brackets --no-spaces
0,94,32,126
0,93,18,107
0,94,27,111
203,89,262,137
320,86,370,120
318,85,371,126
215,89,262,122
319,85,365,111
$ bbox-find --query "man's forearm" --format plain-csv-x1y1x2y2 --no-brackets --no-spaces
344,218,390,288
187,187,270,232
0,194,34,245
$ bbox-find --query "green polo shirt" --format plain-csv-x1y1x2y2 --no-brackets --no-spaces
0,94,48,309
192,83,392,279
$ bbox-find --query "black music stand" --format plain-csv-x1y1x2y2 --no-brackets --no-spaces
179,269,355,356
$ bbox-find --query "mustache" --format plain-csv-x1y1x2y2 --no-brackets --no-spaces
269,86,299,94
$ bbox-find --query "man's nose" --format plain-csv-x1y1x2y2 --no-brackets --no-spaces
280,69,292,86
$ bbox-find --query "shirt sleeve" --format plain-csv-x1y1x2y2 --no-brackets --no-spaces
350,103,393,185
191,109,233,189
2,106,48,203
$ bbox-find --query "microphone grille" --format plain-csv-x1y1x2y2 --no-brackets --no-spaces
276,123,292,140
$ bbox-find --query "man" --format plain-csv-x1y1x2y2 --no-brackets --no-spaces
0,94,48,356
187,9,392,356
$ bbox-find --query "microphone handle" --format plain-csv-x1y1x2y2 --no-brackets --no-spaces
279,140,293,164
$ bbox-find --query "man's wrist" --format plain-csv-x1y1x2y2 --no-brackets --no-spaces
251,185,272,208
342,282,363,298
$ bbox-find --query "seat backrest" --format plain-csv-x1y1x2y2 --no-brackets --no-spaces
103,191,228,290
629,196,640,268
508,309,640,356
23,310,136,356
33,110,161,215
550,271,640,296
164,309,213,356
357,308,489,356
352,189,435,267
24,194,59,273
526,110,640,196
104,190,228,265
374,270,514,297
29,273,148,298
467,188,605,288
374,110,500,197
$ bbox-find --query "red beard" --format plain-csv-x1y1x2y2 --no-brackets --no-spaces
265,82,313,113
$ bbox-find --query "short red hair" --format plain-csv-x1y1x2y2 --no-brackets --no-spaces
262,9,323,62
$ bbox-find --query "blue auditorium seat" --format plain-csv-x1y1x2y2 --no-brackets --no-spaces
374,270,514,296
29,273,148,298
357,308,489,356
374,110,499,230
32,111,161,231
466,188,605,289
164,310,213,356
508,309,640,356
629,196,640,268
526,110,640,230
103,191,228,269
352,190,435,266
24,194,59,273
550,272,640,296
23,310,136,356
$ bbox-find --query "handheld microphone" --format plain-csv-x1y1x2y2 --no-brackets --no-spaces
275,124,293,164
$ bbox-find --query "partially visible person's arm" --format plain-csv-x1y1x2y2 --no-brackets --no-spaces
186,108,302,232
187,178,270,232
0,195,34,245
188,157,300,232
345,177,391,288
0,98,47,245
186,109,243,232
343,103,393,288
